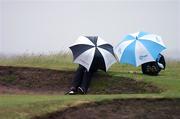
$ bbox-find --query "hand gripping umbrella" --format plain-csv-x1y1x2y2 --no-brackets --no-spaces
70,36,117,71
114,32,166,67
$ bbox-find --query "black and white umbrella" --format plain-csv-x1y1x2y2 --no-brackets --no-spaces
69,36,117,72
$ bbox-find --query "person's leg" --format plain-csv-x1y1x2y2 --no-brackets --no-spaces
71,65,86,91
152,63,161,75
141,63,151,74
147,62,160,76
78,70,94,94
67,65,85,95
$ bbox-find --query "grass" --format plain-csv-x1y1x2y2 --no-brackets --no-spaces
0,53,76,70
0,94,165,119
0,53,180,119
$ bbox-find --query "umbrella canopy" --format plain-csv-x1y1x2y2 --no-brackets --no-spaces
114,32,166,67
70,36,117,71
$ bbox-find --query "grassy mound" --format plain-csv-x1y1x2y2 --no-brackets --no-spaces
0,66,161,94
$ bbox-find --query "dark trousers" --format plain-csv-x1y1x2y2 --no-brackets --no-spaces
72,65,94,93
141,62,160,76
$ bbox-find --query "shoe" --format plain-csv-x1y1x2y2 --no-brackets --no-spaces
77,87,86,94
65,87,77,95
68,90,76,95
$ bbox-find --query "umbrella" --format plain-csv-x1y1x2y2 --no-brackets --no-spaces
114,32,166,67
69,36,117,71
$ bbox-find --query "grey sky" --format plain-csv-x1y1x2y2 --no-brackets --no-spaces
0,0,180,59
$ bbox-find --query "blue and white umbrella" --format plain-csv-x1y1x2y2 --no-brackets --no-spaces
70,36,117,71
114,32,166,67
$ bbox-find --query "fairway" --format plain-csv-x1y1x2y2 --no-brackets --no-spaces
0,54,180,119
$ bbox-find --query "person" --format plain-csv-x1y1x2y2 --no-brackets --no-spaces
141,54,166,76
67,64,98,95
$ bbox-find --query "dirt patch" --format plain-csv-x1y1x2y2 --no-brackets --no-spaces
0,66,161,94
0,66,73,94
33,98,180,119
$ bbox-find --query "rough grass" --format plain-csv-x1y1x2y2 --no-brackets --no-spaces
0,53,180,119
0,53,76,70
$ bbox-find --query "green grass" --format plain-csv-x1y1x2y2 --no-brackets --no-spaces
0,94,165,119
0,53,76,70
0,54,180,119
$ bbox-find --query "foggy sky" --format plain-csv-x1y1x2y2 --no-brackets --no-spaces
0,0,180,59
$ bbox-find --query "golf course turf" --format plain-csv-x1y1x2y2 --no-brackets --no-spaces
0,55,180,119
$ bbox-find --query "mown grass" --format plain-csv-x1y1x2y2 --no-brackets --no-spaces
0,54,180,119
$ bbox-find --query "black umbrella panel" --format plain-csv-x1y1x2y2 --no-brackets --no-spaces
70,36,117,71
